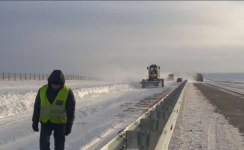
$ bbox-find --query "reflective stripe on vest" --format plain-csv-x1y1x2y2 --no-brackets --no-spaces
41,106,66,110
40,112,67,117
39,85,70,124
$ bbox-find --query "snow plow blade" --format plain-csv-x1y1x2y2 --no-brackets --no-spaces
141,79,164,88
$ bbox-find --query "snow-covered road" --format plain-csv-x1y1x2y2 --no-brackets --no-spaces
169,81,244,150
0,80,179,150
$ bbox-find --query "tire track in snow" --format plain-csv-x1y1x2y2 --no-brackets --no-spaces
207,114,218,150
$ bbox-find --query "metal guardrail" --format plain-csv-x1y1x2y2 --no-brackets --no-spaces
101,80,187,150
155,81,186,150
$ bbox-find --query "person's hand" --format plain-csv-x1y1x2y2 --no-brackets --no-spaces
32,122,39,132
65,124,72,136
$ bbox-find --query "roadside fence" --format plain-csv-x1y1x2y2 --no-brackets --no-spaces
0,72,103,81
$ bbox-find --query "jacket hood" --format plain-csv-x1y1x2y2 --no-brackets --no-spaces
48,70,65,87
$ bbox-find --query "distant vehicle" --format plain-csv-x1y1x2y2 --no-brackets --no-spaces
196,73,203,82
168,74,174,81
177,78,182,82
141,64,164,88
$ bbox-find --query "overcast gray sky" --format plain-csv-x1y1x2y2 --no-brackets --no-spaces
1,1,244,80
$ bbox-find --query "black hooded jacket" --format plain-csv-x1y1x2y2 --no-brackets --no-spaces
32,70,76,125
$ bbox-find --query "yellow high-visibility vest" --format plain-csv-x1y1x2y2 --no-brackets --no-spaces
39,85,69,124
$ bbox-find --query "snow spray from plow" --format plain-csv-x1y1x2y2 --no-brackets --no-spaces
101,80,187,150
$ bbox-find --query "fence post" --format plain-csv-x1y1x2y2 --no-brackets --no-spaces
20,73,21,81
30,74,31,80
34,74,35,80
25,73,26,80
43,74,44,80
2,72,4,80
39,74,40,80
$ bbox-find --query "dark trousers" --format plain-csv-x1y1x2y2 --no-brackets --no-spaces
40,121,66,150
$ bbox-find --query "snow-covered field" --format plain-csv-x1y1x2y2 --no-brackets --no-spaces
169,81,244,150
0,80,179,150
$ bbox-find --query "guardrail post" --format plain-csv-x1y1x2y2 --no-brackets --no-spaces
138,131,148,150
126,131,138,149
126,131,149,149
126,131,160,150
140,119,157,132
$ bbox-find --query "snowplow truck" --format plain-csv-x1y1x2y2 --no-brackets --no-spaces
197,73,203,82
141,64,164,88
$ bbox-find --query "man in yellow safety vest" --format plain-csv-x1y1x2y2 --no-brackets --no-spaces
32,70,76,150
